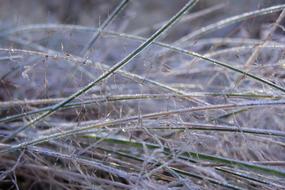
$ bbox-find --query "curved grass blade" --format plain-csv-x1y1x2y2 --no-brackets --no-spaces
216,167,283,189
0,91,282,109
150,122,285,137
175,4,285,43
1,91,282,123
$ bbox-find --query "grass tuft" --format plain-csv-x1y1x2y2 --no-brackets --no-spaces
0,0,285,189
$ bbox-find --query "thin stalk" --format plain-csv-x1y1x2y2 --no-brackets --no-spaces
168,167,244,190
180,37,284,48
0,92,282,108
150,122,285,137
204,44,285,58
1,91,281,109
80,0,129,56
212,108,251,120
1,93,196,123
1,91,282,123
0,55,22,61
215,167,282,189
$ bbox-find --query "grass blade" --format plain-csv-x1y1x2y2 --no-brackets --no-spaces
175,4,285,43
80,0,129,56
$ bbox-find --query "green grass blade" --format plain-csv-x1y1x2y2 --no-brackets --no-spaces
92,137,285,178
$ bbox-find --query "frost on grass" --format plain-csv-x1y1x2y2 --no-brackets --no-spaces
0,1,285,190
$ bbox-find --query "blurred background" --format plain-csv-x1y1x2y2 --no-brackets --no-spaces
1,0,284,39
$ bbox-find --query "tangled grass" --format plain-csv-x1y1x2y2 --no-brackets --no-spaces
0,0,285,189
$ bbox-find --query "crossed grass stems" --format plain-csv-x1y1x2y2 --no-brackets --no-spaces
1,0,285,189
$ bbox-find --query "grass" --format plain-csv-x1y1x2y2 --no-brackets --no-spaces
0,0,285,189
